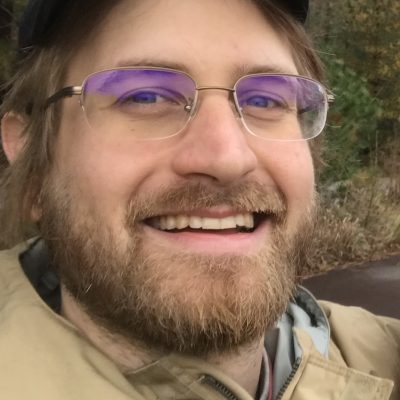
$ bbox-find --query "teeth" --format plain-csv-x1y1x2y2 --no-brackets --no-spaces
155,213,255,231
235,214,245,227
220,216,236,229
244,213,254,229
176,215,189,229
189,216,202,229
202,217,221,229
166,216,176,230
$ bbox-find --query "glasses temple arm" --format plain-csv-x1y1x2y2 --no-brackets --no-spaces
45,86,83,108
298,93,335,115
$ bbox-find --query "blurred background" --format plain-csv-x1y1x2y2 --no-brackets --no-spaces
0,0,399,274
306,0,399,274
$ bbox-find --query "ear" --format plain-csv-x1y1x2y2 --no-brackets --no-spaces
1,113,42,221
1,112,28,163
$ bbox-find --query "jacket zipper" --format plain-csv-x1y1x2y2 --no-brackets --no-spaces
202,356,302,400
275,357,302,400
202,375,240,400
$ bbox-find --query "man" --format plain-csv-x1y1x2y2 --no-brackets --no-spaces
0,0,398,399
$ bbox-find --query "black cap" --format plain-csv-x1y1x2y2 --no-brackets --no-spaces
18,0,309,50
280,0,309,24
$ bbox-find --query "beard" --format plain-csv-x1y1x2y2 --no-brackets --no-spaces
39,177,315,357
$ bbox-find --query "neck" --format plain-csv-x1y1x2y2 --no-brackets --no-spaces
61,286,265,397
206,340,265,397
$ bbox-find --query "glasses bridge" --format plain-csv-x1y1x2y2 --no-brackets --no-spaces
196,86,235,93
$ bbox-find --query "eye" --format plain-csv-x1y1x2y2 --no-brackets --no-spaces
108,87,190,117
117,89,181,106
106,86,190,117
128,91,162,104
237,89,289,111
244,95,283,108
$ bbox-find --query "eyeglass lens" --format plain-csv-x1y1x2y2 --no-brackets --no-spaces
82,68,328,141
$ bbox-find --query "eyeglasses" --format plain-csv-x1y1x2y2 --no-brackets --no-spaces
46,67,334,141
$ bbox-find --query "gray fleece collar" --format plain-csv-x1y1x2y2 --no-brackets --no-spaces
267,286,330,398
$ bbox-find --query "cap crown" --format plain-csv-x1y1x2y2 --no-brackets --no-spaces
18,0,309,50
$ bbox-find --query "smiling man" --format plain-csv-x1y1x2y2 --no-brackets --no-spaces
0,0,399,399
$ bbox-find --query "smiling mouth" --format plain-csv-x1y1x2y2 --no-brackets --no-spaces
144,212,271,233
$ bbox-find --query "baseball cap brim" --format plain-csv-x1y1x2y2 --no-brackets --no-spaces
18,0,309,50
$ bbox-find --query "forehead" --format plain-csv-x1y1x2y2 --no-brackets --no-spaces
67,0,298,84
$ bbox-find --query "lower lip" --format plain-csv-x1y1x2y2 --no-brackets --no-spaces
141,219,272,255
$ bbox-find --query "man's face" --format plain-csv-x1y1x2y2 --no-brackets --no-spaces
40,0,315,354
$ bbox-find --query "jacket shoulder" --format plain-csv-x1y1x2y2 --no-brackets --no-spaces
320,300,400,398
0,242,32,301
320,300,400,345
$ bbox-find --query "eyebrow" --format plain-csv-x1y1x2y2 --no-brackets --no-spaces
116,59,191,73
114,58,297,77
232,63,297,76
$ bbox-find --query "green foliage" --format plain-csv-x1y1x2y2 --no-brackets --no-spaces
339,0,400,120
310,0,400,185
320,55,382,183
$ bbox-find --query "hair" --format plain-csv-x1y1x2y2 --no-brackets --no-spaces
0,0,325,247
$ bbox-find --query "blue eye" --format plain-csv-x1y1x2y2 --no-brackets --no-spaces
110,87,189,117
119,91,166,105
115,88,186,107
244,96,281,108
130,92,159,104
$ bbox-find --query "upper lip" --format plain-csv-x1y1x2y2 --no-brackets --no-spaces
142,208,274,220
153,208,254,219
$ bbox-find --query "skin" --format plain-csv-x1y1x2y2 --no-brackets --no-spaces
55,0,314,253
2,0,315,396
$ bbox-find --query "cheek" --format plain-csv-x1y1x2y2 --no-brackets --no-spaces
283,147,315,201
53,109,170,220
257,141,315,212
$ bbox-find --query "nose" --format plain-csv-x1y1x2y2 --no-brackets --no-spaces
171,93,258,184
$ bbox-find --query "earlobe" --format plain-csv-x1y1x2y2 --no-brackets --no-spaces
1,112,28,163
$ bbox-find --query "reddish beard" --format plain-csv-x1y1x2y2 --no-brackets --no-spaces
39,179,314,356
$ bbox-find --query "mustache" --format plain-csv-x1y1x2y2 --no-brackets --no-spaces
125,181,287,223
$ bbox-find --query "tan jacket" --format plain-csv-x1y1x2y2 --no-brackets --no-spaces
0,243,399,400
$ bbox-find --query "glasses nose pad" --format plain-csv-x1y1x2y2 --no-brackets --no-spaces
183,93,199,123
229,90,242,119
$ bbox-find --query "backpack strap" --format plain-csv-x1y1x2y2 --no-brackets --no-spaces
19,238,61,313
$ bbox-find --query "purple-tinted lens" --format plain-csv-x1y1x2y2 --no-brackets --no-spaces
82,68,196,139
78,69,327,141
235,74,327,140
